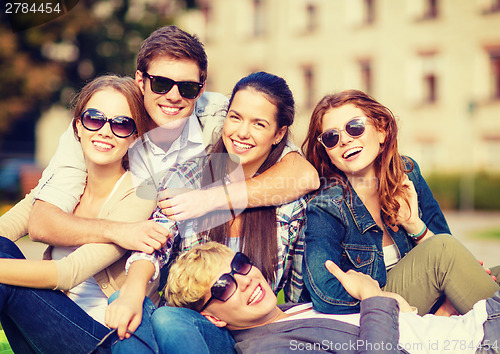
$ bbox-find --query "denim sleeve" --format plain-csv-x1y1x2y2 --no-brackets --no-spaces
33,122,86,213
359,297,401,354
406,158,450,235
303,200,360,314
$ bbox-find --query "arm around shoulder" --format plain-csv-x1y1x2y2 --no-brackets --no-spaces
0,190,33,241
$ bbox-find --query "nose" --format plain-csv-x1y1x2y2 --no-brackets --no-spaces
338,129,353,146
98,121,113,137
164,83,182,102
236,122,251,140
234,273,252,291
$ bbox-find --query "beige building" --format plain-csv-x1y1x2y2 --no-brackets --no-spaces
177,0,500,173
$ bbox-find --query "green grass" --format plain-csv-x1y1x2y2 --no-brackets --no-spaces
468,227,500,240
0,331,13,354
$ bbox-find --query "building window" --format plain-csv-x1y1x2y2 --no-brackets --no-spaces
480,0,500,14
363,0,376,24
490,51,500,100
407,0,439,21
414,52,439,105
306,1,318,32
303,66,315,108
253,0,265,37
423,0,439,19
359,59,373,94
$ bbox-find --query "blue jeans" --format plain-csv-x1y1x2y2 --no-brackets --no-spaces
0,236,111,354
151,306,235,354
110,294,159,354
480,291,500,353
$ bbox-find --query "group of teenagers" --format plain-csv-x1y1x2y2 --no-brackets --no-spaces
0,25,499,354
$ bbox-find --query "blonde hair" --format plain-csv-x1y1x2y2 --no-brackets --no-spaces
165,242,234,311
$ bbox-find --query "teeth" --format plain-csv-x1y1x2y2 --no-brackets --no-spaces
93,141,113,150
247,285,262,305
233,140,253,150
161,106,181,114
343,147,362,159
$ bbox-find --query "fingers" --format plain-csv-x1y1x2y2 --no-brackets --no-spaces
325,260,344,280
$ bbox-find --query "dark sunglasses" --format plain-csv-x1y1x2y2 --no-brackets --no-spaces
317,116,367,149
143,72,203,99
80,108,136,138
199,252,253,312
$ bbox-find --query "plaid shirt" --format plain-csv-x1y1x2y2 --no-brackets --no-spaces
126,157,307,303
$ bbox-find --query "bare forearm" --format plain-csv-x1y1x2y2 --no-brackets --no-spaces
29,200,119,246
119,260,155,301
0,259,58,289
227,152,319,209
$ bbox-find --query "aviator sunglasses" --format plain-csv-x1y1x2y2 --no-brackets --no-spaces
317,116,367,149
80,108,137,138
199,252,253,312
143,72,203,99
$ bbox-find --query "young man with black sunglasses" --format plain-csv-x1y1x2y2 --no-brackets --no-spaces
159,242,500,354
0,25,318,254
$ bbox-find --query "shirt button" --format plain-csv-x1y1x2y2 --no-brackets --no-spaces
101,283,108,289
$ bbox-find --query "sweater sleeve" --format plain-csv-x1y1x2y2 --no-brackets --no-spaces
359,297,401,354
0,190,33,241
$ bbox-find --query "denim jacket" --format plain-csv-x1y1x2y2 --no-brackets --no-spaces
303,157,450,314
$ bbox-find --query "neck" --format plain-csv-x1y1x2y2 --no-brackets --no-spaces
85,162,125,199
147,117,189,148
226,306,289,331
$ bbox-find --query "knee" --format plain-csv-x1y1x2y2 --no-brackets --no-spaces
151,306,201,329
420,233,458,254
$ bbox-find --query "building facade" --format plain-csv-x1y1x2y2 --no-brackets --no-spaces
177,0,500,173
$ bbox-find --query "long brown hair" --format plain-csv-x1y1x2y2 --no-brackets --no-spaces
302,89,413,227
200,72,295,284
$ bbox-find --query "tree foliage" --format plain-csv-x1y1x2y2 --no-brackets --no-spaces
0,0,196,146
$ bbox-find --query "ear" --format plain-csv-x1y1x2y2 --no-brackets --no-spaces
273,126,287,145
76,119,83,140
135,70,146,95
198,82,206,98
378,128,386,145
201,312,227,328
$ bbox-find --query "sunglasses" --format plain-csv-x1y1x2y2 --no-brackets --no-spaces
143,72,203,99
80,108,136,138
317,116,367,149
199,252,253,312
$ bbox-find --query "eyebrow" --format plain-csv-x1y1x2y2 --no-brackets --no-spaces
228,109,271,126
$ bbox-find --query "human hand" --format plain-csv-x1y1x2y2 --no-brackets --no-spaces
395,175,421,229
478,259,497,282
157,187,226,221
325,260,382,300
380,291,413,312
112,220,170,253
105,293,144,340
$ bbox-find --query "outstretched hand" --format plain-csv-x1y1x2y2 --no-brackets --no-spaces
325,260,382,300
325,260,413,311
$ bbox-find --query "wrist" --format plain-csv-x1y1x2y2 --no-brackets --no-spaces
407,221,428,242
402,219,425,235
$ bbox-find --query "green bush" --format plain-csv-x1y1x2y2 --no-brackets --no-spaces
425,173,500,210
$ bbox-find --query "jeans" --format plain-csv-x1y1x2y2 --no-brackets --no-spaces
0,236,110,354
109,294,159,354
151,306,235,354
480,291,500,353
383,234,500,315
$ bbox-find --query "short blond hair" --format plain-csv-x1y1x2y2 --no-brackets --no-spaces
165,242,234,311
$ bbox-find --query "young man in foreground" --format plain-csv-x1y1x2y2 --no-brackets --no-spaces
160,242,500,354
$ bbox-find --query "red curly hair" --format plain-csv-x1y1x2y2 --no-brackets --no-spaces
302,89,413,228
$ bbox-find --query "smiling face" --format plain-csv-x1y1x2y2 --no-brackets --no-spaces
201,254,281,330
321,104,385,179
136,56,204,133
222,88,287,178
76,88,136,171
